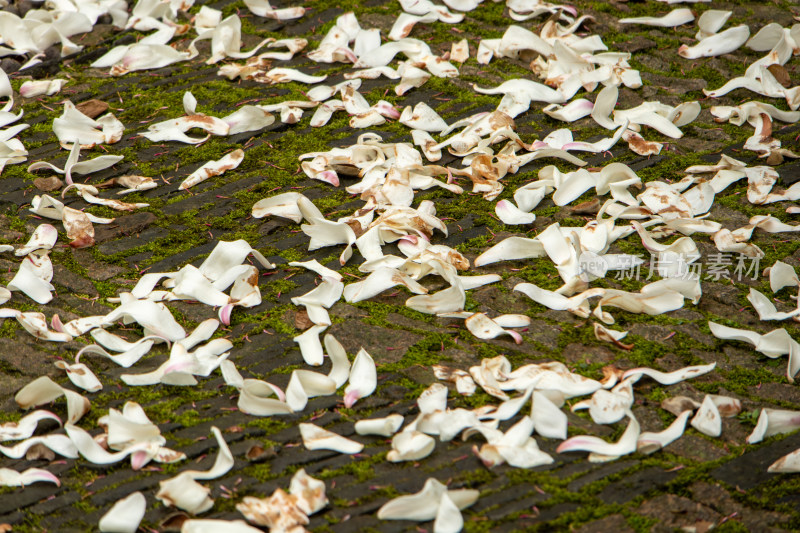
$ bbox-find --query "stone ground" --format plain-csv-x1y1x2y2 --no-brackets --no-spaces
2,0,800,531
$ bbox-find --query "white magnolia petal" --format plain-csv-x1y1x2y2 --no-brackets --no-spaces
179,149,245,190
8,255,55,304
464,312,521,344
748,288,800,320
389,12,438,41
690,395,722,437
6,310,73,342
747,409,800,444
473,79,564,104
344,348,377,407
475,237,546,266
591,84,618,130
620,8,694,27
15,224,58,256
574,379,633,425
238,379,293,416
433,493,463,533
450,38,469,63
495,199,535,225
289,468,328,515
623,129,662,156
530,391,568,440
65,424,151,466
0,434,77,459
769,448,800,473
199,239,275,280
236,488,310,529
622,363,715,385
387,430,435,462
355,414,405,437
181,426,234,481
15,376,90,424
81,340,157,368
637,410,691,454
543,99,594,122
0,467,60,487
98,491,146,533
181,520,262,533
0,410,61,441
493,314,530,328
418,382,449,414
222,106,275,135
678,25,750,59
399,102,449,133
324,334,350,388
244,0,305,19
377,478,479,521
103,300,186,342
556,414,640,457
178,319,221,351
411,129,442,161
299,423,364,454
156,472,213,514
286,369,337,412
696,9,731,40
290,259,343,282
291,277,344,309
94,43,197,76
263,67,327,84
344,267,428,302
19,79,67,98
54,361,102,393
406,283,465,314
293,324,328,366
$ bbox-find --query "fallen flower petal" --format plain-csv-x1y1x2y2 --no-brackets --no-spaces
619,8,694,27
98,491,146,533
747,408,800,444
293,324,328,366
637,411,691,454
377,478,479,522
179,149,245,190
344,348,377,408
181,520,262,533
355,414,405,437
678,25,750,59
464,312,522,343
0,410,61,441
769,449,800,473
556,413,640,458
156,472,213,514
299,423,364,454
0,467,60,487
622,363,716,385
387,429,436,462
690,395,722,437
289,468,328,515
15,376,90,424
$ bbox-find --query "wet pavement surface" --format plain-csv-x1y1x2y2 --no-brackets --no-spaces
2,0,800,531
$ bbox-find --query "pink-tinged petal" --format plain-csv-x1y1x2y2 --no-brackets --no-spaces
130,450,149,471
343,390,360,408
162,360,195,375
51,314,64,333
218,304,234,326
317,170,340,187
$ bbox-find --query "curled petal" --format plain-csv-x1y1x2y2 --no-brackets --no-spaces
299,423,364,454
